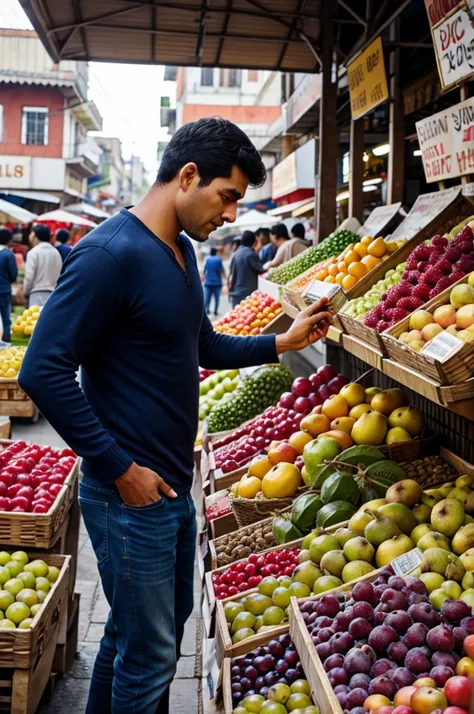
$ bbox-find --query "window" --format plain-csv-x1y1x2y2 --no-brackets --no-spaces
0,106,3,142
248,70,259,82
21,107,49,146
200,68,214,87
219,69,242,88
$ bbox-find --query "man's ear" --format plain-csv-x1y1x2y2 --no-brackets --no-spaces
178,163,199,192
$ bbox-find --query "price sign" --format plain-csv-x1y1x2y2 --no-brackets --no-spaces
357,203,402,238
302,280,346,313
390,186,461,241
432,4,474,90
462,182,474,196
348,37,389,119
392,548,423,577
421,330,464,362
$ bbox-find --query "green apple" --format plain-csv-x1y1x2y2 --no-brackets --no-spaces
5,602,30,624
10,551,29,566
4,579,23,597
419,572,445,593
24,560,48,578
430,588,450,610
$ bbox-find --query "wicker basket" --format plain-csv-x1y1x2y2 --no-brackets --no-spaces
377,429,437,462
230,489,307,529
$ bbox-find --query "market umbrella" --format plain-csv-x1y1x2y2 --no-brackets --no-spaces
35,209,96,228
66,203,110,221
0,199,36,224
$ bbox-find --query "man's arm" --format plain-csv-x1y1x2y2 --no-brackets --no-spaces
248,251,265,275
22,249,36,296
264,242,286,270
7,252,18,283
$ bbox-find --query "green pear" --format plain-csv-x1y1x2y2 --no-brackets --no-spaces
313,575,343,594
452,523,474,555
417,531,451,553
385,479,422,508
419,572,445,593
343,536,375,563
292,562,322,589
422,489,444,508
341,561,375,583
465,492,474,515
431,498,465,537
320,550,347,578
412,504,432,524
375,534,415,568
460,547,474,571
456,474,474,488
348,510,375,536
448,486,471,503
438,482,455,498
333,527,357,547
377,502,417,535
410,523,433,545
309,534,340,565
365,515,401,547
420,547,452,576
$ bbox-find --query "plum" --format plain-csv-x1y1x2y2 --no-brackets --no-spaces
405,622,429,647
368,625,399,652
426,623,455,652
385,610,412,633
343,649,372,674
387,641,409,662
404,647,432,674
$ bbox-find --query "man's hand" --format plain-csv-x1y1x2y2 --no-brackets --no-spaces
115,462,177,506
276,297,334,354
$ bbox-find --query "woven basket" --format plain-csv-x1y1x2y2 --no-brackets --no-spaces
377,429,437,462
230,488,308,528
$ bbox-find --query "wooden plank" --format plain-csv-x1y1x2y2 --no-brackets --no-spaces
0,400,36,418
349,118,364,221
326,325,342,343
342,333,384,371
388,19,404,204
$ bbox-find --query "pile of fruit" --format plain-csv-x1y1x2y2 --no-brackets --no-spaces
230,632,317,713
207,364,294,434
213,520,276,566
268,229,359,285
301,567,474,714
0,440,76,513
214,291,282,336
199,369,240,422
212,548,300,599
313,236,397,291
11,306,41,337
400,455,457,489
199,368,215,382
398,277,474,351
341,263,407,321
0,346,27,379
0,551,60,629
364,227,474,332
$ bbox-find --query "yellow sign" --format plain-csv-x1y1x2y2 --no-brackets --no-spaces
348,37,389,120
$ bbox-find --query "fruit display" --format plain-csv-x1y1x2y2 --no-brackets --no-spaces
268,229,359,285
0,346,27,379
214,291,282,336
11,306,41,337
400,456,458,489
397,274,474,351
213,519,276,566
199,369,240,422
229,632,317,713
212,548,300,599
341,263,407,321
313,236,400,291
0,440,76,513
199,368,215,382
364,226,474,332
207,364,294,434
0,551,60,629
299,566,474,714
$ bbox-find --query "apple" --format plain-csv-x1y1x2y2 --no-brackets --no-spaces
293,397,312,413
409,311,434,331
267,442,297,466
292,378,312,398
421,323,443,342
444,676,471,708
279,392,295,409
433,304,456,328
410,687,447,714
456,656,474,676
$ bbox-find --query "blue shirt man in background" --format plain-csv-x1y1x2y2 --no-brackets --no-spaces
203,247,225,316
257,227,276,263
55,229,72,263
0,229,17,342
228,230,265,307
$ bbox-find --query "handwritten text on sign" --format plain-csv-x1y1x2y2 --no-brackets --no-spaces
416,96,474,182
424,0,463,27
432,5,474,89
348,37,389,120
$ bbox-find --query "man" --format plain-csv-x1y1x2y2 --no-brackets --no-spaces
0,228,18,342
55,228,72,263
228,230,264,307
23,225,62,307
203,247,225,316
18,118,332,714
256,227,276,264
264,222,308,270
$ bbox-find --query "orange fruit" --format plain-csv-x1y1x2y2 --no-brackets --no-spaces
328,264,339,277
344,250,360,265
348,262,367,279
337,261,348,273
354,242,368,257
335,272,345,285
325,275,336,283
361,235,373,246
316,267,329,280
386,241,399,254
342,274,358,290
361,255,381,271
368,237,387,258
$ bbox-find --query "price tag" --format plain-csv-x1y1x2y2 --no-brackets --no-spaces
302,280,346,313
421,331,464,362
390,186,461,241
392,548,423,577
240,365,261,380
214,467,223,479
357,203,402,238
463,183,474,197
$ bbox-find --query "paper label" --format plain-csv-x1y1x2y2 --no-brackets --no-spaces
357,203,402,237
214,467,223,480
240,365,261,380
390,186,461,241
392,548,423,576
303,279,341,302
421,331,464,362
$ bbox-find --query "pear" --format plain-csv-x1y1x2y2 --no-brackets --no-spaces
371,388,405,416
334,527,357,547
364,515,401,547
343,536,375,563
377,502,417,535
320,550,347,578
420,547,452,576
466,514,474,524
348,510,375,536
460,547,474,571
465,492,474,515
462,570,474,589
386,427,411,444
365,386,382,404
292,561,322,589
410,523,434,545
452,523,474,555
386,479,423,508
302,528,322,551
359,498,387,512
375,534,415,568
422,489,444,508
313,575,343,594
431,498,465,537
448,486,471,503
445,553,465,582
413,504,432,524
341,561,375,583
456,474,474,488
417,531,450,552
438,482,455,498
309,534,340,565
351,411,388,446
388,406,424,436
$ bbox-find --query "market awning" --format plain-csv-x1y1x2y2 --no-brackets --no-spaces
292,199,315,217
67,203,110,220
35,209,96,228
0,190,60,204
0,199,36,224
19,0,320,72
268,198,314,217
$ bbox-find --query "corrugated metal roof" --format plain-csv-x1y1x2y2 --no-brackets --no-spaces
19,0,321,72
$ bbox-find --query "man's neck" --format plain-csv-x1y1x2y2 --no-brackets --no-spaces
129,183,182,247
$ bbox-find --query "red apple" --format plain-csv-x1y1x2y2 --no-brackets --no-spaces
293,397,312,413
10,496,29,511
292,377,312,398
279,392,295,409
267,442,297,465
317,364,337,381
0,497,12,511
445,676,472,708
444,708,469,714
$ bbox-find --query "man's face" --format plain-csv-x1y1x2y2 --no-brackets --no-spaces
176,164,249,242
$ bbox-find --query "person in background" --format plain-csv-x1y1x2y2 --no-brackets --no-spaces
11,230,28,260
203,247,225,316
55,229,72,263
291,222,308,244
264,222,307,270
24,225,62,307
256,227,276,264
228,230,265,307
0,228,18,342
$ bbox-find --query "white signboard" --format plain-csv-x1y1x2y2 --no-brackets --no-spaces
390,186,461,241
0,157,31,189
432,5,474,89
416,97,474,182
357,203,402,237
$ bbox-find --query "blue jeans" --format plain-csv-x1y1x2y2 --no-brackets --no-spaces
203,285,221,315
79,480,197,714
0,294,11,342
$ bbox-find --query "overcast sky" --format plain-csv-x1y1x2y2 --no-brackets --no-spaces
1,0,173,176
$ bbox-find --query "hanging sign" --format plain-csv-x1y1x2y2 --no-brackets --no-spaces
357,203,402,237
424,0,463,26
347,37,389,120
416,96,474,182
390,186,462,241
431,3,474,89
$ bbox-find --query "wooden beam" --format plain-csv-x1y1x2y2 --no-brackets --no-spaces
387,18,404,205
460,83,471,185
349,119,364,221
315,1,338,241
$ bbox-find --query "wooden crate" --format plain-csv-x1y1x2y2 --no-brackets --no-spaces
338,311,387,353
342,333,384,371
382,272,474,385
209,511,238,540
53,593,80,675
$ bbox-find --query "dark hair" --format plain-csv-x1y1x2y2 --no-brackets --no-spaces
0,228,12,246
156,118,266,188
56,228,70,244
291,222,306,240
210,247,218,256
270,223,290,240
256,227,270,242
241,230,256,248
33,225,51,242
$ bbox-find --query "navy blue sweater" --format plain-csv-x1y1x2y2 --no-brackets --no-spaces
18,209,278,493
0,248,18,294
